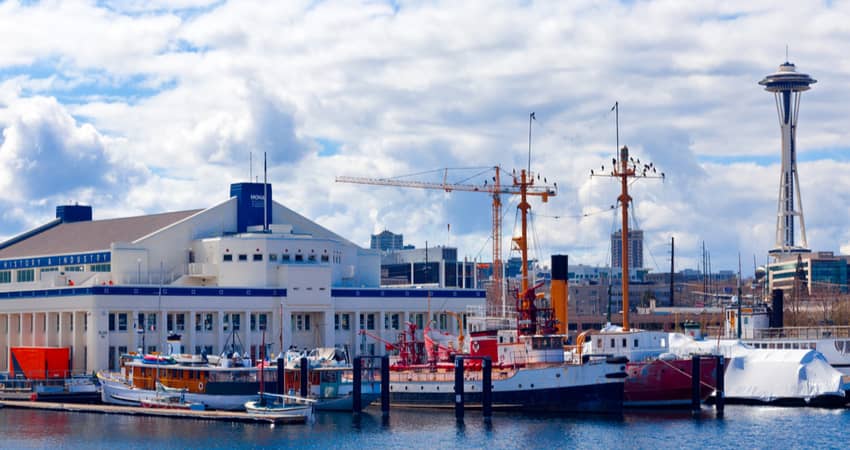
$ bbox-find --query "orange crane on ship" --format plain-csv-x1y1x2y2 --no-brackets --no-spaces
335,166,556,308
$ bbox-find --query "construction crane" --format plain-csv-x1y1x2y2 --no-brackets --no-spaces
335,167,556,310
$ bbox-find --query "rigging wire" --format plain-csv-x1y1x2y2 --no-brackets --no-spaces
531,205,616,221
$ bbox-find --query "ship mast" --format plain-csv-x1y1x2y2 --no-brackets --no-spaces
591,144,664,332
617,146,634,331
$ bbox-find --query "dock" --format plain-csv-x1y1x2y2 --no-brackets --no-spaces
0,400,306,424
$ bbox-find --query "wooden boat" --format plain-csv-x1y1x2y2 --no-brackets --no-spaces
140,381,205,410
244,393,314,423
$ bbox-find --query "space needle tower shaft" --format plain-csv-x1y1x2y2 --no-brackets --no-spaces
759,61,816,259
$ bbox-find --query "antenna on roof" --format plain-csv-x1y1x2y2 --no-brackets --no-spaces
263,152,268,233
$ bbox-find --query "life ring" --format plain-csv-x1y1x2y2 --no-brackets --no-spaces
198,382,204,391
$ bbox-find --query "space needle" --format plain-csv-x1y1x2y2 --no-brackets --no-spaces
759,60,816,260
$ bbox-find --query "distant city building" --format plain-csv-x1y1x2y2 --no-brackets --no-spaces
370,230,404,251
767,251,850,295
505,256,536,279
611,229,643,270
378,245,476,289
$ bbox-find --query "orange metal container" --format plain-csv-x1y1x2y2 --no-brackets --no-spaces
9,347,70,379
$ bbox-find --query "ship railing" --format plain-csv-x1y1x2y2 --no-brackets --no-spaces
389,368,517,383
753,326,850,340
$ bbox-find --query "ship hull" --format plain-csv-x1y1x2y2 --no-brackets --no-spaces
624,358,719,408
388,363,624,413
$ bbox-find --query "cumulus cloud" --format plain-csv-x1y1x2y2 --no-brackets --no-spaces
2,1,850,275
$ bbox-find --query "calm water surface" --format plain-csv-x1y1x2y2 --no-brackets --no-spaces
0,405,845,449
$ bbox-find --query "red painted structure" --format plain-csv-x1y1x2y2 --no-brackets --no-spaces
624,357,720,407
9,347,70,379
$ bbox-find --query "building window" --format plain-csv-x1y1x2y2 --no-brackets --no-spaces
238,254,248,262
391,314,400,330
269,254,278,262
175,313,185,331
64,265,84,272
223,313,230,331
335,313,350,330
195,313,202,331
366,314,375,330
118,313,128,332
233,313,241,331
253,254,263,261
0,271,10,284
137,313,145,332
251,314,257,331
108,313,115,331
147,314,157,331
204,313,213,331
223,254,233,262
16,269,35,283
259,313,267,331
118,345,128,356
90,263,111,272
304,315,310,331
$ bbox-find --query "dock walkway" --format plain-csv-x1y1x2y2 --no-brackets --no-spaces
0,400,306,424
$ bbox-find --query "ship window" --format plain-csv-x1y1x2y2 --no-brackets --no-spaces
308,254,316,262
269,254,278,262
282,254,291,262
238,254,247,261
610,339,615,348
660,338,666,348
295,254,304,262
223,254,233,262
634,339,639,348
321,254,329,262
622,338,627,348
253,254,263,261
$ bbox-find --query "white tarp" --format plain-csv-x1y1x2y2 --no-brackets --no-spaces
668,333,848,403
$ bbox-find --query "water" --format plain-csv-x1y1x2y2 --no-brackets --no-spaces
0,405,846,449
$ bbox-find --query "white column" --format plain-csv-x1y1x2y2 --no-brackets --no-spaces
87,309,108,372
323,311,334,349
73,312,86,373
283,309,292,353
188,311,196,355
0,314,7,372
216,311,225,355
378,310,386,355
352,310,361,355
243,310,251,359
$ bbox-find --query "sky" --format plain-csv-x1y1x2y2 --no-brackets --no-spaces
1,0,850,276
